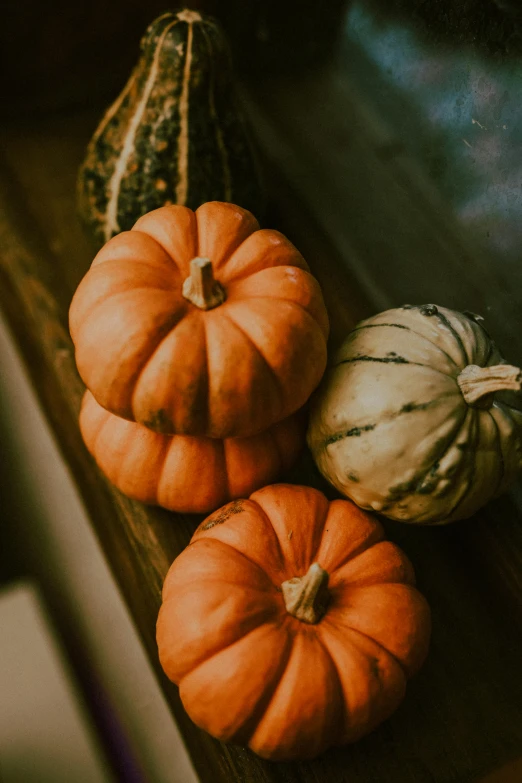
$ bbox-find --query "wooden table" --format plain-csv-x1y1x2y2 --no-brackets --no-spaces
2,31,522,783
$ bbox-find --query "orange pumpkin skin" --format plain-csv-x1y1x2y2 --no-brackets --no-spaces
69,201,329,438
157,484,431,760
79,391,305,514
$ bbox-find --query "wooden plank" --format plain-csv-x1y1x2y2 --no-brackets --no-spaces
1,95,522,783
479,755,522,783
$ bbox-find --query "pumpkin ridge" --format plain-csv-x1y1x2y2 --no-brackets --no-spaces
384,404,472,519
164,536,278,596
199,316,211,432
352,321,462,370
102,258,181,284
322,615,409,678
241,497,289,582
81,393,111,454
219,231,310,284
489,402,522,494
108,419,153,498
220,438,232,500
154,431,183,507
101,285,181,306
303,632,346,748
225,297,328,393
246,627,346,759
193,534,287,589
178,619,292,745
129,306,192,383
208,232,256,280
229,290,329,341
162,589,281,680
75,286,185,349
322,390,459,450
428,407,478,523
438,410,482,523
319,529,387,575
329,543,417,591
71,270,170,338
484,337,494,365
116,249,185,281
161,551,281,604
494,398,522,415
414,328,464,370
307,507,347,570
75,292,189,418
248,489,330,578
432,308,470,365
318,622,407,742
227,623,294,745
104,284,181,298
108,427,137,491
313,630,354,745
129,309,206,427
195,203,260,272
325,579,431,676
129,229,193,279
220,309,286,416
89,230,174,270
166,570,278,595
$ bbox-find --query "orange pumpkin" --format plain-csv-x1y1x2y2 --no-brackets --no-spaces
69,201,329,438
157,484,431,760
80,391,305,513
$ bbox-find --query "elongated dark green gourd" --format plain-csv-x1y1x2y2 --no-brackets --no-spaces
78,9,265,246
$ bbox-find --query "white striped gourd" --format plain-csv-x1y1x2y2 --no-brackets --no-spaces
307,304,522,525
77,9,265,247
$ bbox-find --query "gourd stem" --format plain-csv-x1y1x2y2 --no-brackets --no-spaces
281,563,330,624
182,257,226,310
457,363,522,408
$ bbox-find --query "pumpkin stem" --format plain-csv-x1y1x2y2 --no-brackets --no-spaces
457,364,522,408
182,257,226,310
281,563,330,624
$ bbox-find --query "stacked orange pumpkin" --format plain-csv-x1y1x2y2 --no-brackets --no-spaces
70,200,432,762
69,200,330,512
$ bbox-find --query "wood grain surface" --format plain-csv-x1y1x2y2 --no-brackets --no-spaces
1,69,522,782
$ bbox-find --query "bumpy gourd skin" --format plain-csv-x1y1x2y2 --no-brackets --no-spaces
69,202,329,439
78,9,265,247
307,304,522,525
157,484,431,760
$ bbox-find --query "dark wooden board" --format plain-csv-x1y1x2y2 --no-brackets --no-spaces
242,67,522,360
2,80,522,783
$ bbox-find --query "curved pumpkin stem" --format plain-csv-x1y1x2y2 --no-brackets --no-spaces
281,563,330,624
457,364,522,408
182,257,226,310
